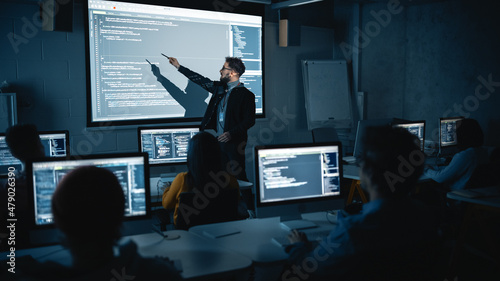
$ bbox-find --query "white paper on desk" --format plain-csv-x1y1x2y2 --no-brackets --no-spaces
202,227,240,239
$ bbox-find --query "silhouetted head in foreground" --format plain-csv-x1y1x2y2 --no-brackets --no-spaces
5,123,44,166
358,126,425,200
52,166,125,268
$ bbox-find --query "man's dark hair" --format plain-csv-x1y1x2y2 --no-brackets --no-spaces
456,118,483,151
52,166,125,246
225,57,245,77
5,123,43,163
186,132,226,190
359,126,425,198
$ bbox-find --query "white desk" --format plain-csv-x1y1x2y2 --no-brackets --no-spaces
446,186,500,207
189,212,338,264
3,230,252,280
189,213,337,281
129,230,252,280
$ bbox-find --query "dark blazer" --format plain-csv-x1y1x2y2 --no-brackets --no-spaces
178,65,255,142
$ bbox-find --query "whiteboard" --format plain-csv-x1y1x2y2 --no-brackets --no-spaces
302,60,351,130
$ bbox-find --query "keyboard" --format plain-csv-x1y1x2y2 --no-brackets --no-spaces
272,229,332,247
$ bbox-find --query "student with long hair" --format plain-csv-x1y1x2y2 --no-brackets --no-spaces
162,132,240,227
424,118,490,190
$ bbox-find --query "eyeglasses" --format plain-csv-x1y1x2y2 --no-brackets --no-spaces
221,66,233,71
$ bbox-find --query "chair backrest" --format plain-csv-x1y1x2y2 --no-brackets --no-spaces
175,188,239,230
465,162,500,189
465,146,500,189
312,127,339,143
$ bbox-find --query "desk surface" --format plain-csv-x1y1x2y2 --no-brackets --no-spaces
189,212,337,264
343,164,431,182
447,186,500,208
4,230,252,280
129,230,252,279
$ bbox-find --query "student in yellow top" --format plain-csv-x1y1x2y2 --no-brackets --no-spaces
162,131,240,227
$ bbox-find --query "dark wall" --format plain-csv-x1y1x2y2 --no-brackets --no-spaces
357,0,500,145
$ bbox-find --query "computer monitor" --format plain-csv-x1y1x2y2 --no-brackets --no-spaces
39,130,70,157
439,116,464,149
0,135,22,176
0,131,69,177
393,120,426,151
254,142,344,229
27,153,150,227
138,126,199,165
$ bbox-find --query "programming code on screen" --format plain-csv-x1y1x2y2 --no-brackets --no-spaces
258,147,341,204
31,157,147,225
0,133,67,175
140,128,198,164
87,0,263,123
440,120,460,147
394,123,425,150
0,136,22,173
39,133,68,157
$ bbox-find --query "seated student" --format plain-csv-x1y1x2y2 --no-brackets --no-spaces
424,118,490,191
282,126,440,281
162,131,240,228
0,124,45,251
17,166,182,280
4,123,45,174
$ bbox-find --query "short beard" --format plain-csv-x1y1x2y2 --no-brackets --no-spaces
220,76,230,84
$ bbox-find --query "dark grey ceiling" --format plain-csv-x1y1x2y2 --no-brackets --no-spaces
8,0,454,29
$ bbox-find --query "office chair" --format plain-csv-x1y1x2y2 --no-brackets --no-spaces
465,147,500,189
175,188,240,230
312,127,339,143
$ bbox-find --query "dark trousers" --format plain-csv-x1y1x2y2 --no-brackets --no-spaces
220,140,248,181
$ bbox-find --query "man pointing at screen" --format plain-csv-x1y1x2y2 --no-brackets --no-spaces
168,57,255,181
